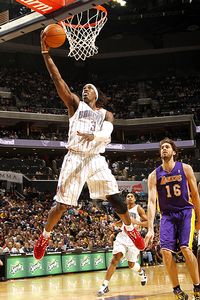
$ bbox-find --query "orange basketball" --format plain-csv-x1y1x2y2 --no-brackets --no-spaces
44,24,66,48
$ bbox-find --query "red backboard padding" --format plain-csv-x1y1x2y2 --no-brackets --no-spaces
16,0,76,15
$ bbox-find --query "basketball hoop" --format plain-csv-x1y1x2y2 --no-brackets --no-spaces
60,5,107,61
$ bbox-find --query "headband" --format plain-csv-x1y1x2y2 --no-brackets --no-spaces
85,83,99,100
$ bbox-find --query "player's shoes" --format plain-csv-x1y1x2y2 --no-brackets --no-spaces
173,289,188,300
124,227,145,250
33,234,50,260
97,284,109,297
140,269,147,286
193,290,200,300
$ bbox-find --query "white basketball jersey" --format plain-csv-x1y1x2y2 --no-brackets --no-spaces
116,205,140,246
128,205,140,222
67,101,110,154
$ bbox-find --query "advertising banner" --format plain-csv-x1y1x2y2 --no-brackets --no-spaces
91,252,106,270
78,253,92,272
117,181,147,193
0,138,194,151
62,253,79,273
43,254,62,275
105,250,113,268
7,254,61,278
26,256,44,277
0,171,23,183
16,0,67,15
7,256,26,279
6,250,129,280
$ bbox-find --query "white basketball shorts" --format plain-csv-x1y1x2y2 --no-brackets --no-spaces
54,151,119,206
113,239,140,262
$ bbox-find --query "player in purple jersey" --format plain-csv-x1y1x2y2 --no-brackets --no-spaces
145,138,200,300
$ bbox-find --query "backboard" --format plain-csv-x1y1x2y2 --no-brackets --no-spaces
0,0,107,43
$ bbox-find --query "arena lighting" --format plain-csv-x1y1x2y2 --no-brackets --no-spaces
112,0,126,6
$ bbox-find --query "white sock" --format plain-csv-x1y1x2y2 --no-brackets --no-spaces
43,229,51,238
103,280,109,287
125,224,134,231
138,269,143,276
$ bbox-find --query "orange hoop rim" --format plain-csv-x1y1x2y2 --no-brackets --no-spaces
59,5,107,29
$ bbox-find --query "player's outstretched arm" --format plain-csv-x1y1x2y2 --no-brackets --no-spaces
183,163,200,230
145,170,157,247
40,31,79,114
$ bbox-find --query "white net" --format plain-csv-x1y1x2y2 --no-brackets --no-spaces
61,6,107,61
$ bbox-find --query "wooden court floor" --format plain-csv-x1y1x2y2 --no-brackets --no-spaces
0,263,196,300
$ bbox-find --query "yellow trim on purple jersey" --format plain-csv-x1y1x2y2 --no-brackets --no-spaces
188,208,195,249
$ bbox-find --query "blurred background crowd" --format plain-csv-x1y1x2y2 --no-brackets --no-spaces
0,68,200,123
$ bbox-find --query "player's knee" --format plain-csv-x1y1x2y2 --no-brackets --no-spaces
106,193,127,214
161,249,172,259
129,262,140,271
55,202,68,213
181,246,192,257
128,262,134,269
111,256,120,266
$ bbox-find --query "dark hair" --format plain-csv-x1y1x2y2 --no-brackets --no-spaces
96,88,109,108
159,137,178,160
126,192,136,198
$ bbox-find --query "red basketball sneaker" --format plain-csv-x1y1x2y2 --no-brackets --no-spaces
34,234,50,260
124,227,145,250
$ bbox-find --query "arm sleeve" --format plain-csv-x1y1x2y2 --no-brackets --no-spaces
93,121,113,142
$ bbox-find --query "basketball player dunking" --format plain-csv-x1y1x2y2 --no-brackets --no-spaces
34,31,144,260
97,193,148,296
145,138,200,300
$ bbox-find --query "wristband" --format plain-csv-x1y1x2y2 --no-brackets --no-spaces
41,51,49,54
93,121,113,142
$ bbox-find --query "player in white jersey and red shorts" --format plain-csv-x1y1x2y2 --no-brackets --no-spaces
97,193,148,296
34,31,145,260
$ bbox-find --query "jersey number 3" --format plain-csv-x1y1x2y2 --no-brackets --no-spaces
165,184,181,198
90,120,96,132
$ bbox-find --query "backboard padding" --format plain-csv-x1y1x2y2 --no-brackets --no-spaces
0,0,107,43
16,0,76,15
